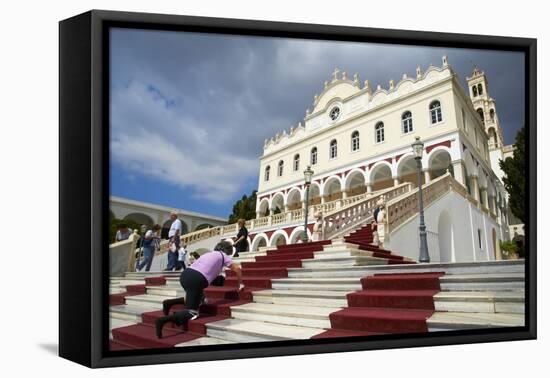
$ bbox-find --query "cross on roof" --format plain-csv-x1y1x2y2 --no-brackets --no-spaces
332,67,341,81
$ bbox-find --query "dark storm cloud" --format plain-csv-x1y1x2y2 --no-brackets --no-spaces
110,28,524,201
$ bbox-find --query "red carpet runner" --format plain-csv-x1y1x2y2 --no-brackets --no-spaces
313,272,444,338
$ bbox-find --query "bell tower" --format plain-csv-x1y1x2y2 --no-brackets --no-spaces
466,66,504,151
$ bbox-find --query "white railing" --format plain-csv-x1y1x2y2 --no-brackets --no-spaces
110,184,415,257
322,183,413,240
385,172,485,235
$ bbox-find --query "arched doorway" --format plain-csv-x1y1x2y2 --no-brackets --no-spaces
438,210,454,262
429,149,452,180
370,163,393,191
397,156,420,187
289,226,309,244
308,183,321,205
270,232,287,247
258,199,270,217
271,193,285,214
323,177,342,202
286,188,302,211
251,235,268,251
345,170,367,197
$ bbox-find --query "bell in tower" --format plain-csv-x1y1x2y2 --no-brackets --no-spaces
466,66,503,151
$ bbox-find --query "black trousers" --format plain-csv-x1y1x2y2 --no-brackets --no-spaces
172,268,209,325
180,268,208,307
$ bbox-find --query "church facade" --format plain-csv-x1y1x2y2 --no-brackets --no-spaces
250,56,514,260
256,57,509,225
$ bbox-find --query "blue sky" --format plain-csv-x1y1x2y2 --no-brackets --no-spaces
109,28,525,219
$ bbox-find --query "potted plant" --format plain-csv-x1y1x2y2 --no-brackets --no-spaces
499,240,519,260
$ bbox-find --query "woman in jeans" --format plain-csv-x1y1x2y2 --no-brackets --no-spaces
155,240,243,338
136,224,161,272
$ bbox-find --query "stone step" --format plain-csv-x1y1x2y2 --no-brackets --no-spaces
271,277,362,291
427,311,525,331
109,318,137,339
110,304,159,322
110,278,146,286
313,248,391,259
252,289,350,307
287,260,525,278
229,302,339,329
440,275,524,291
301,256,391,269
433,291,525,314
205,318,323,343
123,294,175,307
124,271,179,278
233,251,267,258
109,286,127,295
145,285,185,297
175,336,234,347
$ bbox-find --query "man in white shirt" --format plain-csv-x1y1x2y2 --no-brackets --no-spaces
165,211,183,271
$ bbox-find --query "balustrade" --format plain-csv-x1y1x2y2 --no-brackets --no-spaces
322,182,412,240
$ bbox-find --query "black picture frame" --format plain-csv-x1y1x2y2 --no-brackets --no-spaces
59,9,537,368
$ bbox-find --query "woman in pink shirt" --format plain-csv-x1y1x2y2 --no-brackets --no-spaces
155,240,243,338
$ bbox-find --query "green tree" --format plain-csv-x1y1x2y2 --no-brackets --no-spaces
499,126,526,224
228,190,257,223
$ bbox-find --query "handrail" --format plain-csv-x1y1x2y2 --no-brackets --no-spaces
322,183,413,240
386,173,459,234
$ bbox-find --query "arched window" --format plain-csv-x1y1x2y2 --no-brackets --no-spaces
477,108,485,124
330,139,338,159
402,111,413,134
477,83,483,95
278,160,284,176
264,166,270,181
351,131,360,151
293,154,300,171
310,147,318,165
375,122,384,143
490,108,495,122
430,100,443,124
472,85,478,97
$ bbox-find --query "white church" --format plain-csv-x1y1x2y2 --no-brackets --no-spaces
248,56,515,262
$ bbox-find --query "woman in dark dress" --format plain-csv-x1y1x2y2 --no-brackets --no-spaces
233,219,248,258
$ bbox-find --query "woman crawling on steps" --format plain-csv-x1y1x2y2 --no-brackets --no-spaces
155,240,244,338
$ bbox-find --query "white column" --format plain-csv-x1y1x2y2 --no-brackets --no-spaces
480,188,488,209
470,175,480,202
452,160,465,187
256,211,261,219
424,169,431,184
342,190,348,199
392,176,400,187
367,184,373,194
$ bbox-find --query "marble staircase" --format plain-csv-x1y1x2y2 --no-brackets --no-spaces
108,223,525,349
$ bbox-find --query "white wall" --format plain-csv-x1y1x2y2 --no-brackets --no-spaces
387,191,502,262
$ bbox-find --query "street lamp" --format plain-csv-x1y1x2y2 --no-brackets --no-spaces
412,136,430,263
302,165,314,242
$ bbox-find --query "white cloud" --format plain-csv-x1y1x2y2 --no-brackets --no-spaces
111,81,258,203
